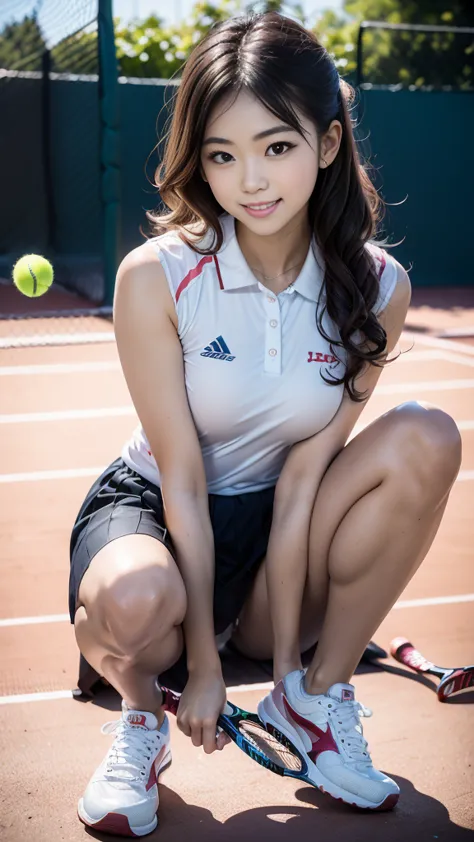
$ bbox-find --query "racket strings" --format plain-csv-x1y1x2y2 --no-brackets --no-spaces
239,720,303,772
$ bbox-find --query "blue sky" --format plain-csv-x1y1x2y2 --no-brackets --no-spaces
0,1,343,46
114,1,343,26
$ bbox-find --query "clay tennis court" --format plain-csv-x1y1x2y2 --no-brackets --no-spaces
0,284,473,841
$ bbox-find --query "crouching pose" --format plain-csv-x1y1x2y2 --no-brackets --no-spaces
69,10,462,836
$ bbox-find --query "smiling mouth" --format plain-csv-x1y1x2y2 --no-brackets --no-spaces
243,200,281,209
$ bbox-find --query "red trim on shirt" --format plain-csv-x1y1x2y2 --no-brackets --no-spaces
176,255,214,303
377,249,386,279
214,255,225,289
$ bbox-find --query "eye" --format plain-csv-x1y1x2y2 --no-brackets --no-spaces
267,142,295,156
206,141,295,164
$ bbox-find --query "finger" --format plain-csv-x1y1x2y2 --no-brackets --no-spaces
190,723,203,748
177,717,191,739
216,730,232,750
202,721,218,754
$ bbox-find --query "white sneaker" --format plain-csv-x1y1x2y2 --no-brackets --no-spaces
258,670,399,810
78,701,172,837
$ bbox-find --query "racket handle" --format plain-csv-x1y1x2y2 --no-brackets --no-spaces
390,637,434,673
390,637,414,660
161,685,180,715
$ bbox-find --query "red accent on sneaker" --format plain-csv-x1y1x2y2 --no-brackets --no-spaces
342,689,354,702
146,745,166,792
282,695,339,764
126,714,147,727
78,810,141,837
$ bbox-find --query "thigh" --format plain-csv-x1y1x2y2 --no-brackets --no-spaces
68,457,176,624
77,533,184,621
230,556,320,660
230,402,441,660
75,533,187,662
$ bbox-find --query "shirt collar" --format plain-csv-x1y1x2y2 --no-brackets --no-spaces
215,213,324,303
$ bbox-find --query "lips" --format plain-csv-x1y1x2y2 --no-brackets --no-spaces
244,200,280,208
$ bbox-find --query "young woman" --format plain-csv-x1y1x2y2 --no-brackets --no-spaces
69,10,462,836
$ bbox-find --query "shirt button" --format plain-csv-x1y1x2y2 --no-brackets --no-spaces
269,348,277,357
270,319,278,328
267,295,276,303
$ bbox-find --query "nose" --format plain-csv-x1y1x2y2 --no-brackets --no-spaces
240,159,268,194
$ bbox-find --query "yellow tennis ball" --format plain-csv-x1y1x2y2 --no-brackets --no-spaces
12,254,54,298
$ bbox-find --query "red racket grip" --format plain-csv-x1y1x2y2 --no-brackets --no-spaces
389,637,435,672
160,685,180,716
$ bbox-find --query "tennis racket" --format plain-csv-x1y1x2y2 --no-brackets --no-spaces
161,685,308,778
390,637,474,701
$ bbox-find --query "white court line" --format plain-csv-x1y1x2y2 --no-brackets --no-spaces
0,690,76,705
2,431,474,485
1,595,473,705
2,377,474,426
2,593,473,629
0,466,105,483
396,349,474,369
0,614,70,627
1,467,473,485
0,332,114,349
427,351,474,369
1,328,471,352
0,681,275,706
376,378,474,395
3,594,474,706
393,593,474,609
0,407,136,424
1,349,473,378
0,350,465,377
0,361,120,376
404,331,474,357
439,327,474,337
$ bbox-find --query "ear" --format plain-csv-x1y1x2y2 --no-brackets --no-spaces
319,120,342,169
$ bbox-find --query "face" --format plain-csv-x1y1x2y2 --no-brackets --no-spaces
200,89,340,235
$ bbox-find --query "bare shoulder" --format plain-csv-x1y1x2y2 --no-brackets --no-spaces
389,258,412,311
114,240,178,330
378,258,411,355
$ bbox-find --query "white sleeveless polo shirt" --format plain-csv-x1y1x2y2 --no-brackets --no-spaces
122,213,398,495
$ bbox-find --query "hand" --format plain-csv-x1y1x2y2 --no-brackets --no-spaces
176,670,232,754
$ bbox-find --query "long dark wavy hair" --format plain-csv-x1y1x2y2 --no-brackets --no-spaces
147,11,394,401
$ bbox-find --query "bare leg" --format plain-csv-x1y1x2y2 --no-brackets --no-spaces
231,403,462,690
74,534,187,723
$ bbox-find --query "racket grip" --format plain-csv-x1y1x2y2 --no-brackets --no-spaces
390,637,433,673
160,686,180,715
390,637,414,661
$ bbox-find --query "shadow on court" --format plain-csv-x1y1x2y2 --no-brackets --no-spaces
73,641,387,713
81,776,473,842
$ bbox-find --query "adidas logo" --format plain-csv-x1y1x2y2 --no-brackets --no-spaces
201,335,235,362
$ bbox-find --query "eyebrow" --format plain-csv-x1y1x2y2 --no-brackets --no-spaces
202,125,297,147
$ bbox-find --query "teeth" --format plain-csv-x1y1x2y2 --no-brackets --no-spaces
247,201,277,209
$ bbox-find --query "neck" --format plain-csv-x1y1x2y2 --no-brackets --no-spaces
235,210,312,289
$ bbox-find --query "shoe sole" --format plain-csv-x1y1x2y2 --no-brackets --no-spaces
77,754,172,837
258,698,399,812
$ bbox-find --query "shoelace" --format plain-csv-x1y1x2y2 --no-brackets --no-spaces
100,719,162,783
330,700,373,763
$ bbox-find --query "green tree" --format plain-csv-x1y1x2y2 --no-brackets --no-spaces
320,0,474,87
1,0,472,87
0,14,46,70
115,1,243,78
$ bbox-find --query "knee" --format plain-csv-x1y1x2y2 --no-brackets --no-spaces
95,562,187,656
387,401,462,487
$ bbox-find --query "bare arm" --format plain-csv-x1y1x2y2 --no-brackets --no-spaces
113,244,220,675
267,262,412,678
